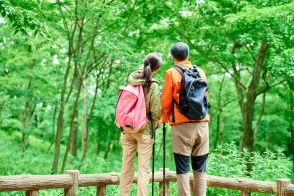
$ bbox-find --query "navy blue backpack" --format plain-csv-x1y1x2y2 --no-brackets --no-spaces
174,65,210,120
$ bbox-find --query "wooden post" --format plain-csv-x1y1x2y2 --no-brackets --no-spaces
159,181,170,196
277,179,290,196
241,190,250,196
26,191,38,196
159,168,170,196
110,172,119,183
96,184,106,196
190,181,194,193
96,172,116,196
65,170,79,196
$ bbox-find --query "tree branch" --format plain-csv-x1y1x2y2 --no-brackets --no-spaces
244,44,258,64
122,0,138,34
210,98,238,116
256,79,286,96
175,28,247,90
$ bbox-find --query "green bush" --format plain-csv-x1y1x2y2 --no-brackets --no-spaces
207,143,291,196
1,119,22,134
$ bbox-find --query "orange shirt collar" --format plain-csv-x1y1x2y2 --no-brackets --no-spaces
176,60,192,69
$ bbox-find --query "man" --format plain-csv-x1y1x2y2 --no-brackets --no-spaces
161,42,209,196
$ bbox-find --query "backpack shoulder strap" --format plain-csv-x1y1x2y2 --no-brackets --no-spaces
174,65,186,75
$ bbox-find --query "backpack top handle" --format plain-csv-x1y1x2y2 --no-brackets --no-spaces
175,65,201,78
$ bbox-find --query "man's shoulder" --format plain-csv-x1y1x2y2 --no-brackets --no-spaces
166,66,176,72
165,66,177,75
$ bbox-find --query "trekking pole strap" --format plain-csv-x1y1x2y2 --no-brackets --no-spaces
151,120,155,196
163,123,166,196
152,132,155,196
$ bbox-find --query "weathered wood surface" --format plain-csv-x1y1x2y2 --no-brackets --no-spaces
96,184,106,196
79,172,119,186
207,175,276,194
26,190,38,196
65,170,79,196
1,170,294,196
283,184,294,196
159,181,169,196
241,190,250,196
0,174,72,191
277,179,290,196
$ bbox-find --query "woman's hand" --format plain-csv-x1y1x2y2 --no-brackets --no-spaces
158,119,163,127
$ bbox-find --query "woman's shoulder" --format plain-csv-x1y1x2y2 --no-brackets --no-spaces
148,81,160,96
150,79,159,88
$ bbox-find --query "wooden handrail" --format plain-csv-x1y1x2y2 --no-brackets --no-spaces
0,174,73,191
284,184,294,195
207,175,276,193
0,169,293,195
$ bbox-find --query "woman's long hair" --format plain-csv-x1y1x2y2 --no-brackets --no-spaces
143,53,162,86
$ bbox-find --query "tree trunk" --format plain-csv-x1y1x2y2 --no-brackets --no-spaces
241,40,269,152
61,78,83,173
48,103,57,151
288,81,294,172
242,98,255,152
70,108,78,157
69,66,80,157
53,1,103,172
51,18,76,174
80,67,103,167
239,40,269,174
216,113,225,148
214,76,225,148
103,141,112,160
60,3,86,171
82,79,88,153
70,14,84,157
51,56,73,173
79,79,88,169
254,93,266,138
62,15,100,171
20,74,33,154
96,142,101,156
61,140,70,173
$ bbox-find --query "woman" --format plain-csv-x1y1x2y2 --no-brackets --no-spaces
120,53,162,196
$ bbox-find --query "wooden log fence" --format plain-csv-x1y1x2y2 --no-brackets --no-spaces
0,169,294,195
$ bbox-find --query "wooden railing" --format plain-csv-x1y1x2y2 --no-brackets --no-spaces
0,169,294,196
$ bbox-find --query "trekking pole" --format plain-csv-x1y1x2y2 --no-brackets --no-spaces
152,129,155,196
163,123,166,196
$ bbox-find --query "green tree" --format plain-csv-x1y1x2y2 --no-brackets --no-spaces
164,0,294,152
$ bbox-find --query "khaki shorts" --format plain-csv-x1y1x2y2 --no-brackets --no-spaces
172,122,209,157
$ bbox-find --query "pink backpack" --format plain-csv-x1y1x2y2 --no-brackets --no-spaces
115,84,148,133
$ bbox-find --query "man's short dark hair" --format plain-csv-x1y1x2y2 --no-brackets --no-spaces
170,42,189,61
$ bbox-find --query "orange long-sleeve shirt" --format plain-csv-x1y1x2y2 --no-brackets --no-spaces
161,61,210,125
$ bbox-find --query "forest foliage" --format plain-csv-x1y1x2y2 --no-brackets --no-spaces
0,1,293,194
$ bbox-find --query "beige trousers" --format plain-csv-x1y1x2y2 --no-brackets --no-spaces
120,132,154,196
172,122,209,196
